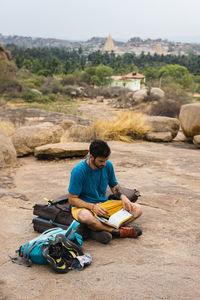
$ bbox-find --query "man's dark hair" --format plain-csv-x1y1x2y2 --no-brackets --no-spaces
89,139,111,158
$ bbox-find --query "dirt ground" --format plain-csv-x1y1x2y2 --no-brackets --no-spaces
0,102,200,300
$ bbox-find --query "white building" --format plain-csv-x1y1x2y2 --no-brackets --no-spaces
111,72,145,91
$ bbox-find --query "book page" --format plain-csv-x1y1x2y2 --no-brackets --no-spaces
108,209,133,228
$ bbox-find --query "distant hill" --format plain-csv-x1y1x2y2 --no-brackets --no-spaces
0,33,200,55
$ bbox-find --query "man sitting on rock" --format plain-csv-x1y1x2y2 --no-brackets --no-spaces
68,139,142,244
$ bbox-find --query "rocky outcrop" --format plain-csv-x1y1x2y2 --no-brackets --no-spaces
0,43,12,61
179,104,200,139
0,131,17,168
34,142,89,159
145,116,180,142
12,122,63,156
193,135,200,148
0,108,90,127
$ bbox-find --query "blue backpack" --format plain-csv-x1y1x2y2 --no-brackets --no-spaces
9,220,83,269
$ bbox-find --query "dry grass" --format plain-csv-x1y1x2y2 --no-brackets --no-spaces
62,112,149,142
0,121,16,137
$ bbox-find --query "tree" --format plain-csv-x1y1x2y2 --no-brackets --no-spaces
95,64,113,86
158,64,192,88
90,75,100,86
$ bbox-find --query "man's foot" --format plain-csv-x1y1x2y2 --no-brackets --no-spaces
89,230,112,244
76,223,91,240
115,226,142,238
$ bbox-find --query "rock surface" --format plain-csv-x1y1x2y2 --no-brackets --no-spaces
0,141,199,300
12,122,63,156
0,108,90,127
34,142,89,158
0,131,17,168
193,135,200,148
145,116,180,141
179,103,200,138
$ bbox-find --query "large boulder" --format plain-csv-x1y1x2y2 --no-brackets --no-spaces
0,131,17,168
132,88,148,103
150,88,165,100
193,135,200,148
145,116,180,142
179,104,200,139
12,122,63,156
34,142,89,159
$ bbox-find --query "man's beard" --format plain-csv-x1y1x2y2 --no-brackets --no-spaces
93,158,105,169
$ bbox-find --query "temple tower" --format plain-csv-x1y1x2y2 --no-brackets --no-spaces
103,34,115,52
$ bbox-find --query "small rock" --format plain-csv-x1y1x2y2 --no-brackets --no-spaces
96,96,104,103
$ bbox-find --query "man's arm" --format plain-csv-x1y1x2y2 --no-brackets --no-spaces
68,193,94,210
111,184,136,213
68,193,109,217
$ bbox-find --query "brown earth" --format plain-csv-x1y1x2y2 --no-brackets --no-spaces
0,103,200,300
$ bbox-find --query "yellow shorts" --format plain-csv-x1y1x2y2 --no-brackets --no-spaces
71,200,123,221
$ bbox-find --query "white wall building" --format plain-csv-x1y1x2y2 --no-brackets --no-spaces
110,72,145,91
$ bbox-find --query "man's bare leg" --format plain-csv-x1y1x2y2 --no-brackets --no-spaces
77,206,142,242
78,209,113,232
77,209,113,244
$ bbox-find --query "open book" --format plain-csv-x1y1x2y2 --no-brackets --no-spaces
95,209,134,229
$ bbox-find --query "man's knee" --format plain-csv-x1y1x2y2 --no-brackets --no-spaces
133,203,143,218
78,209,94,225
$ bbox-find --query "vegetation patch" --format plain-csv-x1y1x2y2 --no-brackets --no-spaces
62,112,149,142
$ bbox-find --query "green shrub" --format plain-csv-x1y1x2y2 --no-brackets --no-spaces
62,85,76,95
195,84,200,93
90,75,100,86
22,89,42,102
40,77,64,95
62,74,77,85
0,60,17,84
0,81,22,97
48,93,57,101
162,81,192,104
23,76,45,89
149,99,181,118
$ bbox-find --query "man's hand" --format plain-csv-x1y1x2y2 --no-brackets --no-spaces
93,204,109,217
121,195,137,214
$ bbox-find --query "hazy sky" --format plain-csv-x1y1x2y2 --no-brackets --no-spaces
1,0,200,42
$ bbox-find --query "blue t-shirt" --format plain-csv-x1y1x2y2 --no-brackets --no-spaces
68,158,118,203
